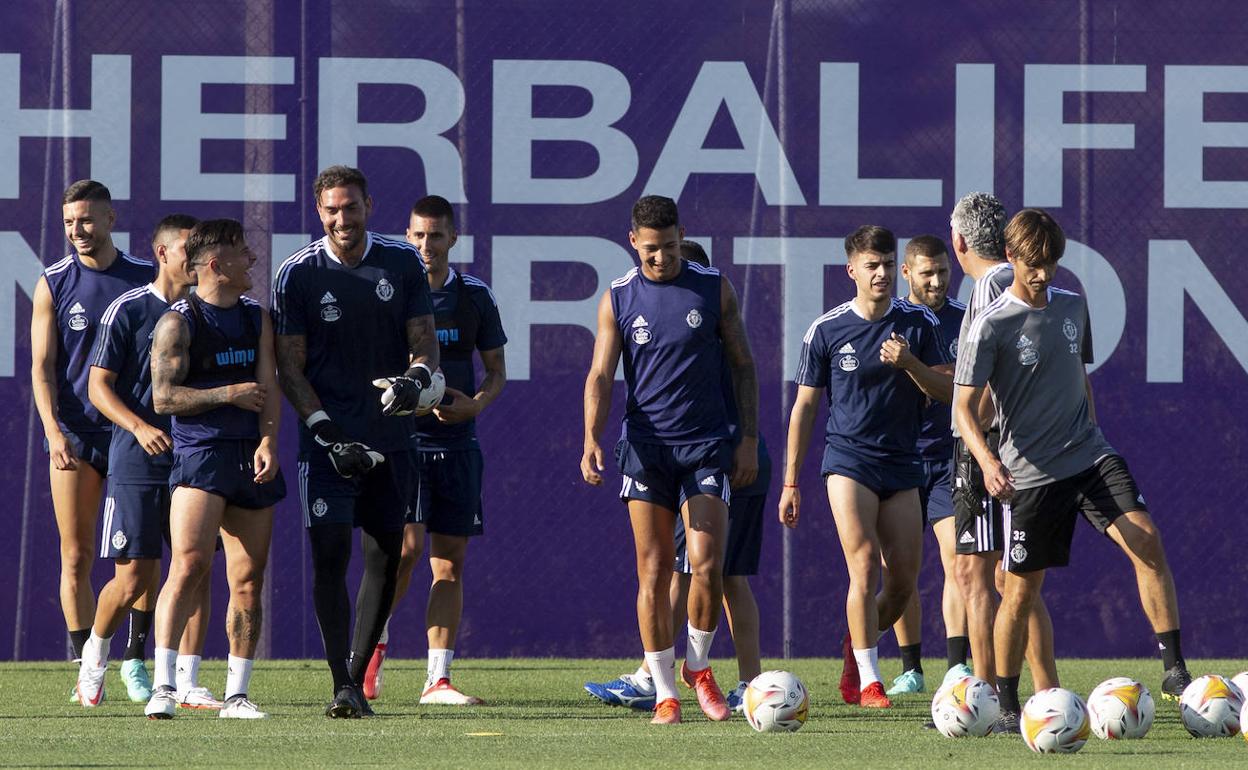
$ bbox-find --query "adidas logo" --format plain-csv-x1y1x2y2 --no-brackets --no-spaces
1137,494,1145,504
69,302,86,314
1016,334,1033,349
700,476,719,488
632,315,649,328
837,343,856,354
320,291,337,304
959,531,975,545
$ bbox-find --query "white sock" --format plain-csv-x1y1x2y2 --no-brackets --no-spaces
378,620,390,646
226,655,253,699
154,647,178,690
854,647,881,688
686,624,716,671
644,647,679,702
176,654,202,692
631,663,654,691
427,648,453,683
84,631,111,668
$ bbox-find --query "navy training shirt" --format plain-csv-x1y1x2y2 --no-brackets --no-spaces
915,298,964,462
272,233,435,455
169,295,264,449
412,268,507,452
91,284,174,482
611,260,730,445
43,250,155,435
795,298,950,464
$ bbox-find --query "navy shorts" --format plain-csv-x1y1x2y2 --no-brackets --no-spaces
100,480,170,560
170,440,287,510
920,458,955,523
675,491,766,576
44,429,109,477
299,449,415,533
821,445,922,498
406,449,484,537
615,439,732,512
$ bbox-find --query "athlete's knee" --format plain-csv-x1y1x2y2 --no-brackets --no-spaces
227,560,265,598
955,557,991,601
430,557,463,583
722,575,752,601
1119,516,1168,570
59,544,93,578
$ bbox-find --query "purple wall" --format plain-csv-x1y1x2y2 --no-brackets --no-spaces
2,0,1246,661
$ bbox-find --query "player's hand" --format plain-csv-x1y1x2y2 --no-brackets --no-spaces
432,387,480,424
132,422,173,456
581,440,605,485
880,333,915,370
227,382,266,413
730,436,758,489
373,364,433,417
47,431,78,471
309,416,385,479
253,438,278,483
982,457,1016,500
779,485,801,528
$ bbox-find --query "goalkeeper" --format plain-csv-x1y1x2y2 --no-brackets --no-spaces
273,165,439,718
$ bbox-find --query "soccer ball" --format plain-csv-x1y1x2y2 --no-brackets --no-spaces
416,368,447,414
1086,677,1154,739
1022,688,1092,754
930,675,1000,737
1231,671,1248,701
1179,675,1244,737
1242,700,1248,745
743,671,809,733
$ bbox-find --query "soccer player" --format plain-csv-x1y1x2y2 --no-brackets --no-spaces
948,192,1057,729
361,195,506,705
882,235,970,697
954,209,1192,729
273,166,438,718
31,180,155,694
779,225,952,709
77,215,218,710
581,196,759,725
582,239,769,713
143,219,285,720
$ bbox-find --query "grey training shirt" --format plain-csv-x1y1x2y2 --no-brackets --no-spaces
951,262,1014,439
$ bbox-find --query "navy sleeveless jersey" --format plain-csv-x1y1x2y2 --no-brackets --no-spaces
91,284,174,482
272,233,435,455
795,298,950,464
915,299,965,461
412,268,507,452
169,295,264,448
43,251,155,434
611,260,730,445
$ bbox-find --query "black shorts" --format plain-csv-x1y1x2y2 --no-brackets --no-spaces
674,491,765,576
953,434,1005,555
44,429,109,477
406,448,484,537
299,449,415,533
1002,455,1146,573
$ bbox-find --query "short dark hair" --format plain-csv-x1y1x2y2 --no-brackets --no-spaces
186,219,245,266
904,235,948,264
151,213,199,247
1005,209,1066,266
679,240,710,267
313,165,368,204
410,195,456,228
62,179,111,205
844,225,896,258
631,195,679,232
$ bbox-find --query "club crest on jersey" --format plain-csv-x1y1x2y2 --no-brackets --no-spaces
321,304,341,322
839,354,859,372
376,278,394,302
949,339,959,359
1018,347,1038,366
1062,317,1078,341
686,308,702,328
312,498,328,518
68,301,88,331
1010,543,1028,563
111,530,128,550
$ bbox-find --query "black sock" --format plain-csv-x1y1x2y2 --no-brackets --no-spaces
946,636,970,669
69,628,90,660
997,675,1021,713
348,528,402,684
309,524,355,692
124,610,155,660
899,643,923,675
1156,629,1184,670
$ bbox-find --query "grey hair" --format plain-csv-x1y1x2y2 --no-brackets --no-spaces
950,192,1007,260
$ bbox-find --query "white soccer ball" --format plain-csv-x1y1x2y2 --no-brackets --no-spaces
1230,672,1248,702
743,671,809,733
1087,677,1154,739
930,675,1000,737
416,368,447,414
1241,700,1248,745
1022,688,1092,754
1180,675,1244,737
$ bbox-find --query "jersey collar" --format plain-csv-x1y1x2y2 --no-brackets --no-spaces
146,282,169,303
320,232,375,266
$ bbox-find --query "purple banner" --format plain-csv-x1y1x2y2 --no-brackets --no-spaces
2,0,1246,662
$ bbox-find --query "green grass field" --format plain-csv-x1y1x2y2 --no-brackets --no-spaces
2,658,1245,768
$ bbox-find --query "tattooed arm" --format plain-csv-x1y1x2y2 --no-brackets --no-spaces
151,311,264,416
719,276,759,489
273,333,322,421
405,313,440,372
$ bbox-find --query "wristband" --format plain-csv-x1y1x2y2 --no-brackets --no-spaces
783,483,799,488
405,362,434,388
306,410,331,429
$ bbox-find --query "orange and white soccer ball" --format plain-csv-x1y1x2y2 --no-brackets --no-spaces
1180,675,1244,738
743,671,809,733
1231,672,1248,702
930,675,1000,737
1087,677,1154,739
1022,688,1092,754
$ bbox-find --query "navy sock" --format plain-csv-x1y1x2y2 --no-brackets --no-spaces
997,675,1021,713
1156,629,1184,670
899,643,923,675
69,628,90,660
946,636,970,669
125,610,155,660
